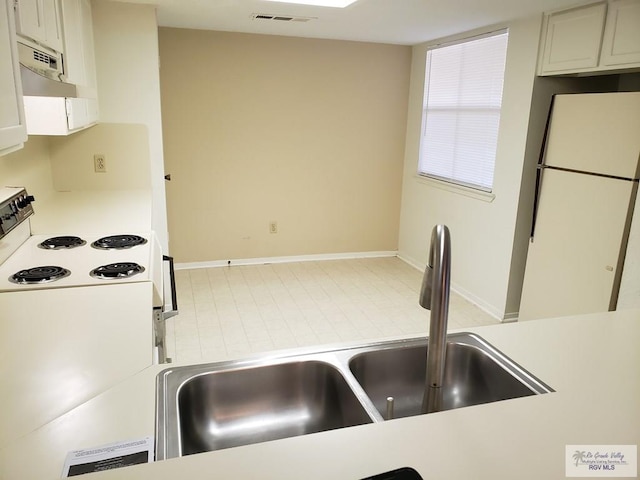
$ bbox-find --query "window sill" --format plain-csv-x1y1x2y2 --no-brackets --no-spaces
413,175,496,203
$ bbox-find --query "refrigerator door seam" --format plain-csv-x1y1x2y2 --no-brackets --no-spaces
538,164,639,183
610,181,639,311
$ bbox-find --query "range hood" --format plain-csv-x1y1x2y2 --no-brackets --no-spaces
17,41,77,98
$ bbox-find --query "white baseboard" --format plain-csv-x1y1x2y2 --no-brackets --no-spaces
451,283,505,322
398,252,506,322
175,250,399,271
397,252,424,271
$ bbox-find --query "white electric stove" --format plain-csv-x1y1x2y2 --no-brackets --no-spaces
0,187,162,302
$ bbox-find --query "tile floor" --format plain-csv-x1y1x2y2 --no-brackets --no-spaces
164,257,500,364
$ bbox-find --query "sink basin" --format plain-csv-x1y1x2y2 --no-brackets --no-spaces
156,333,552,459
156,360,372,458
349,334,552,419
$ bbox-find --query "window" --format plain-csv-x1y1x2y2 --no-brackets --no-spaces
418,31,509,192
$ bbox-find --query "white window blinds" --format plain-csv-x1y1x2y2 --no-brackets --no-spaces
418,31,508,192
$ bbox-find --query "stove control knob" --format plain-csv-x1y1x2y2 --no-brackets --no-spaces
16,195,35,209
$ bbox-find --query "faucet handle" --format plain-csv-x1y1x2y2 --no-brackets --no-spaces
419,263,433,310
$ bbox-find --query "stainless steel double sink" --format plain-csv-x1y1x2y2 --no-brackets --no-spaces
155,333,553,460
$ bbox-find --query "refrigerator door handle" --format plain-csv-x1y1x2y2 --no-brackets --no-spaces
530,95,556,241
531,165,546,240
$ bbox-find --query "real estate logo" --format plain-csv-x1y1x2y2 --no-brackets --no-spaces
566,445,637,477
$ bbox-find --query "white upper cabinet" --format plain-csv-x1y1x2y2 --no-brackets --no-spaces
600,0,640,66
539,0,640,75
0,0,27,156
21,0,99,136
14,0,63,53
23,96,97,135
15,0,97,93
60,0,96,95
540,3,607,74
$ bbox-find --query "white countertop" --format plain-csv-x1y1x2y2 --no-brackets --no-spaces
0,283,154,451
0,309,638,479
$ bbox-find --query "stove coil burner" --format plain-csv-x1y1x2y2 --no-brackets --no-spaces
91,234,148,250
38,236,87,249
9,266,71,284
90,262,145,280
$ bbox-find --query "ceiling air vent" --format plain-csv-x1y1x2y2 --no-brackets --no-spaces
251,13,315,22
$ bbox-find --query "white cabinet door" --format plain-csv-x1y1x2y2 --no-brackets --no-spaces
42,0,62,52
519,170,635,321
600,0,640,66
14,0,62,52
66,97,97,131
0,0,27,156
14,0,45,43
60,0,83,84
61,0,96,93
540,3,607,74
78,0,95,90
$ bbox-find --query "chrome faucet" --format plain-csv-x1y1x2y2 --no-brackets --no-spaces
419,224,451,413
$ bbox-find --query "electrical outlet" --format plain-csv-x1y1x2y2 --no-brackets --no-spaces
269,221,278,234
94,154,107,173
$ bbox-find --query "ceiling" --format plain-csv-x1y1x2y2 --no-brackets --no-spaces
112,0,589,45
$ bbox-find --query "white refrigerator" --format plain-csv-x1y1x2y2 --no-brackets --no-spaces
519,92,640,321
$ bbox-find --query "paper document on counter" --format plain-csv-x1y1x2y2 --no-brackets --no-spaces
62,436,153,477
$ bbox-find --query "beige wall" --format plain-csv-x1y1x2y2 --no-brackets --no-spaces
48,124,151,191
158,29,411,263
0,136,54,202
398,16,543,320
